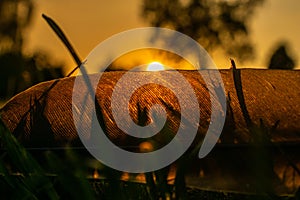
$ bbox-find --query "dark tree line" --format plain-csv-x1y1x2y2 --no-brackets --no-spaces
142,0,296,69
0,0,63,100
268,43,296,70
0,0,297,101
142,0,265,62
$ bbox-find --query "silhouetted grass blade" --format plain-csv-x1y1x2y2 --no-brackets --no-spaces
0,119,59,199
42,14,81,66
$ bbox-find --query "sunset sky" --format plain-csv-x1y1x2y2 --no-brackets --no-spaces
24,0,300,73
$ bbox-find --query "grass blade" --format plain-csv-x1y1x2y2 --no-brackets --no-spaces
42,14,81,67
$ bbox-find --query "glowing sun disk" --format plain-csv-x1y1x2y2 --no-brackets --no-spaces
147,62,165,71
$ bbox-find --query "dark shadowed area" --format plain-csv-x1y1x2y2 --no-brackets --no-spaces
0,0,299,199
1,69,299,195
0,0,63,101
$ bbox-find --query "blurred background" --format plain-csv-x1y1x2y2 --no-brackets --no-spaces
0,0,299,102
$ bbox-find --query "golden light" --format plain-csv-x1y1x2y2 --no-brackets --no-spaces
146,61,165,71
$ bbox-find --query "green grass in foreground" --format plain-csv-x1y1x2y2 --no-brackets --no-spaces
0,118,174,200
0,119,96,199
1,119,298,199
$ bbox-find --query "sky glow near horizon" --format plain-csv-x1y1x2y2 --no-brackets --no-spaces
25,0,300,73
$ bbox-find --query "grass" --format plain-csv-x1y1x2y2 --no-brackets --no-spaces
0,118,178,199
0,14,298,200
0,123,297,200
0,63,299,199
0,118,96,199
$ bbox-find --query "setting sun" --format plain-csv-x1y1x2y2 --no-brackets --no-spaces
147,62,165,71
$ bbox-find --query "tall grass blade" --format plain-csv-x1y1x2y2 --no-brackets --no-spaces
0,119,59,199
42,14,81,67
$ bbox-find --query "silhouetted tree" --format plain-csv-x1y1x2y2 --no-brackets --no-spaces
142,0,264,62
268,44,296,70
0,0,33,53
0,0,63,100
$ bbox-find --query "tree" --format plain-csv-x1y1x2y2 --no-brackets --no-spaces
141,0,264,62
0,0,34,53
0,0,64,100
268,43,296,70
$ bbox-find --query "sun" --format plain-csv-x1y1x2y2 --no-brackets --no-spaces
146,62,165,71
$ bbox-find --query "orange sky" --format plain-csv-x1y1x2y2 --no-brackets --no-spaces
24,0,300,74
